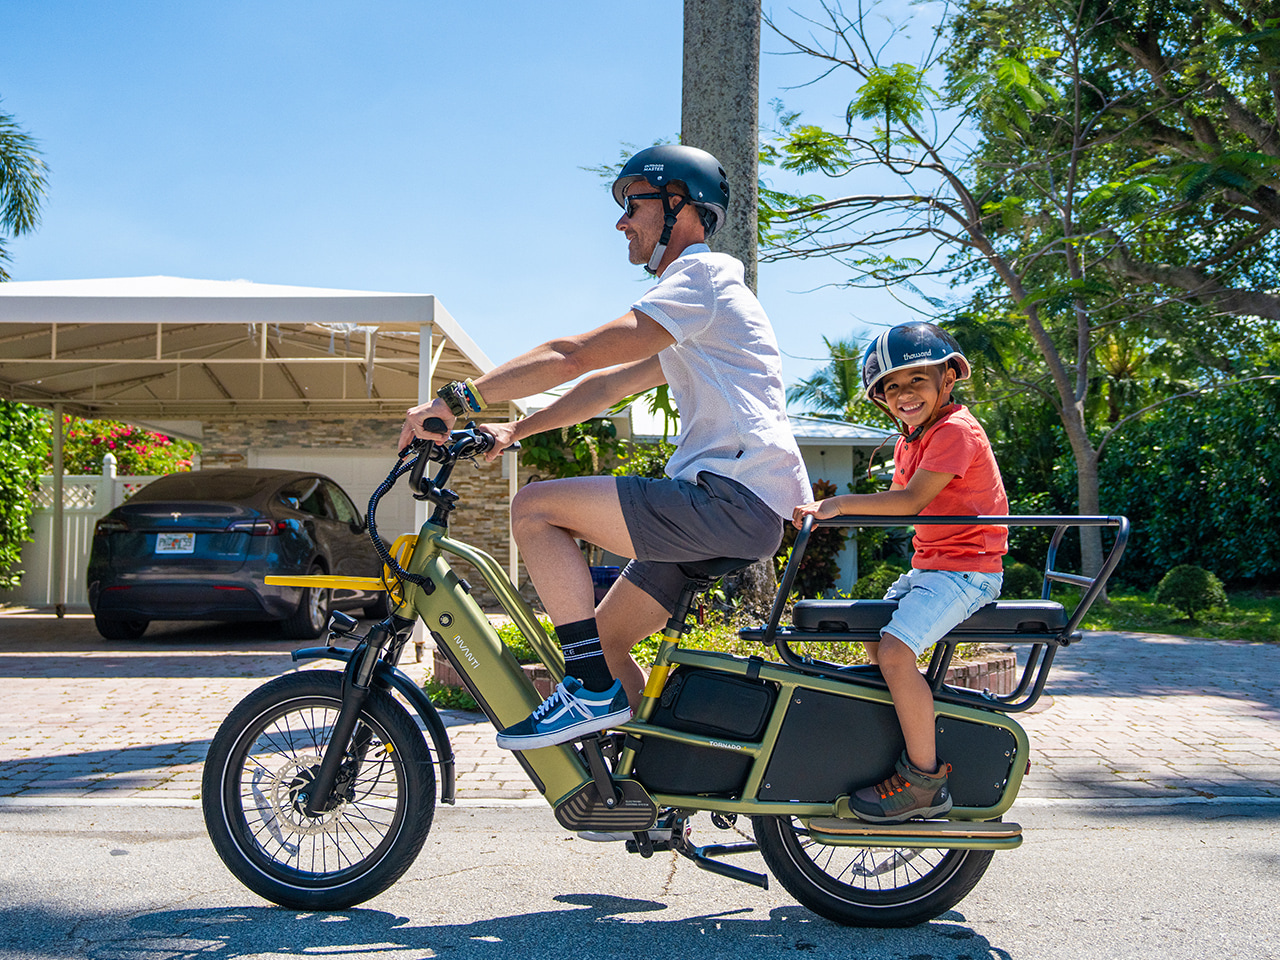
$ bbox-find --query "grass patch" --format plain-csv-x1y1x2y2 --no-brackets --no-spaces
1080,587,1279,642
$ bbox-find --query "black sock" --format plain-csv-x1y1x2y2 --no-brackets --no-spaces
557,618,614,692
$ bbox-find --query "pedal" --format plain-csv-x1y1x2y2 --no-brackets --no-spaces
579,735,619,807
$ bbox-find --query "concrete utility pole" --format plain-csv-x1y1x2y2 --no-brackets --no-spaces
682,0,761,292
683,0,778,611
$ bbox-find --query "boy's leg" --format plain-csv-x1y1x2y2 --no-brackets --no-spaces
850,632,952,822
875,633,938,773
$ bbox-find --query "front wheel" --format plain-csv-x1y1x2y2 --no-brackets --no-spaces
202,671,436,909
752,816,994,927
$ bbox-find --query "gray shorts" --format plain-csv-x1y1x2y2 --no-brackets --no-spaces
616,472,784,615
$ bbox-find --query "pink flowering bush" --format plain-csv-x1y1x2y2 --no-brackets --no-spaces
52,416,199,476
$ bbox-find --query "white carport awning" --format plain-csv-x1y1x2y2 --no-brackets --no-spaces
0,276,514,420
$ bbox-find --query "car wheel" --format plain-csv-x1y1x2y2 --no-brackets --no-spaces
95,615,149,640
282,563,331,639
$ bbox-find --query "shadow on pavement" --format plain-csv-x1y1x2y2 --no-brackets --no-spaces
3,895,1010,960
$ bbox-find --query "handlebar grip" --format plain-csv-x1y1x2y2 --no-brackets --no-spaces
397,417,453,460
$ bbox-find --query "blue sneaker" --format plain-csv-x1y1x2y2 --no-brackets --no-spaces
494,677,632,750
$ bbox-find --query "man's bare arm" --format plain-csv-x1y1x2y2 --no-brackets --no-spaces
399,310,673,448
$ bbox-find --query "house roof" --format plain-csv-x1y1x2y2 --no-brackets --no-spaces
623,403,896,449
0,275,507,421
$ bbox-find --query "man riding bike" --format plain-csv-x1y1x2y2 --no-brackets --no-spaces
400,144,809,751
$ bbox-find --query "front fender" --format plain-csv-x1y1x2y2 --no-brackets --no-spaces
291,645,457,804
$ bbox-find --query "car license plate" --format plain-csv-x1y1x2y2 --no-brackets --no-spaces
155,532,195,554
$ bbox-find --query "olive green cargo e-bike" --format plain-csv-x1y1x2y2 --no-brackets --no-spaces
202,421,1128,927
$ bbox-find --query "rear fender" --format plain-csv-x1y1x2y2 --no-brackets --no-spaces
291,645,457,804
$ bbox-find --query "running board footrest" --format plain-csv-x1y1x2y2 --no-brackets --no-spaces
805,817,1023,850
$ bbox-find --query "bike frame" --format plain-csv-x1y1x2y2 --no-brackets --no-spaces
388,518,1028,838
270,433,1126,860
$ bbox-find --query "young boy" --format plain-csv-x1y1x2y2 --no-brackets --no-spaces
792,322,1008,823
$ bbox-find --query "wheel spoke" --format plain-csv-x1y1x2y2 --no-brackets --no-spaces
753,815,994,927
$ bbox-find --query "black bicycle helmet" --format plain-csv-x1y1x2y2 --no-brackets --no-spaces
862,322,972,401
612,144,730,273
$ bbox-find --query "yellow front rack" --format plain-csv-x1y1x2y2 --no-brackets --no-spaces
265,534,418,596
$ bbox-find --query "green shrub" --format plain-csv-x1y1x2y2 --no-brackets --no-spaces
423,676,479,711
849,562,903,600
1154,564,1229,620
1002,561,1042,600
778,479,849,598
0,401,48,590
492,618,556,664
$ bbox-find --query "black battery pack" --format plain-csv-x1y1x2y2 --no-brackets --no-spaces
632,667,776,796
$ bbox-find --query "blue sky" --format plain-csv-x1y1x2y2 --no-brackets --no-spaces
2,0,941,396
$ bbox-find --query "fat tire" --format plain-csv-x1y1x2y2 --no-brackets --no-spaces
752,815,994,927
202,670,435,909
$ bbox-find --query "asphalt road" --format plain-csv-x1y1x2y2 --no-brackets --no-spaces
1,799,1277,960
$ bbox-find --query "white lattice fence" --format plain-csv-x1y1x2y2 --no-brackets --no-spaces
6,456,160,608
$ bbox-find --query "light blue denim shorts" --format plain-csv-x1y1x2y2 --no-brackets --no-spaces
880,568,1004,656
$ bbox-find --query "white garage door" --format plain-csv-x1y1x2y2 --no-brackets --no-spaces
248,448,419,543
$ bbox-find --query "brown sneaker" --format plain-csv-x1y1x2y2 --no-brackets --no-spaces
849,751,953,823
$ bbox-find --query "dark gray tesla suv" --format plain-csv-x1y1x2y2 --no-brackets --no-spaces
87,469,388,640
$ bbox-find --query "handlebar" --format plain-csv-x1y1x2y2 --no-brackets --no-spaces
369,420,510,599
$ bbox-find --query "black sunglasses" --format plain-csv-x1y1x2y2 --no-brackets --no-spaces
621,192,664,218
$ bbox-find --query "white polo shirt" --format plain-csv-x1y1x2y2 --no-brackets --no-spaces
633,244,811,519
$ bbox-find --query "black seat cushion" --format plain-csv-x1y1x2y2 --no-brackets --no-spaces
792,599,1068,636
676,557,756,582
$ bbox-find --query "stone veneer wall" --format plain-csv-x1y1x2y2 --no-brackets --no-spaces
199,417,527,607
200,417,404,465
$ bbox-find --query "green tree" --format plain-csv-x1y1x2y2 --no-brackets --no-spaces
1096,376,1280,588
0,402,49,589
762,0,1279,581
0,102,47,281
786,334,865,421
0,103,48,587
517,419,622,483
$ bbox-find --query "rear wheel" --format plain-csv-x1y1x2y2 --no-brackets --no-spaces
94,615,149,640
282,562,331,639
753,815,994,927
202,671,436,909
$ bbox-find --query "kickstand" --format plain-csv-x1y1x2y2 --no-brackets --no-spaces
579,735,620,808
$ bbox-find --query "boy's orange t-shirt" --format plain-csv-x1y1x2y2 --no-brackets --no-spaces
892,404,1009,573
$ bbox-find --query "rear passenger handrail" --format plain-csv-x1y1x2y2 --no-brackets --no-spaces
749,515,1129,713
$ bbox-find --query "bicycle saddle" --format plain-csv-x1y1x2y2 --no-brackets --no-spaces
676,557,756,584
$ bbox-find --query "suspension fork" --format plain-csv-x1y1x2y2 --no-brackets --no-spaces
302,621,392,817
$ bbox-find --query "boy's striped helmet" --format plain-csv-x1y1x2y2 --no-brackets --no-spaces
862,322,972,401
